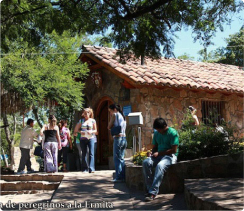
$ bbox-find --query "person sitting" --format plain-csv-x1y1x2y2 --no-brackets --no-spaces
143,118,179,201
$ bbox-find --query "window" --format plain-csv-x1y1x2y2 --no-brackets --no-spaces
119,86,130,101
201,100,225,125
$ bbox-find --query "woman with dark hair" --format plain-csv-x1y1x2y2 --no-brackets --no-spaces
108,104,127,182
58,120,72,172
40,115,61,173
188,106,199,127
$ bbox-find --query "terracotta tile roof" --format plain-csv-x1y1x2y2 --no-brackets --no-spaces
81,45,244,94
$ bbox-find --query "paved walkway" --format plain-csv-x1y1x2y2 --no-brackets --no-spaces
0,170,187,210
50,170,187,210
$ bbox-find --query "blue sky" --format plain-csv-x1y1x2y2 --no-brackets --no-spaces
173,13,244,60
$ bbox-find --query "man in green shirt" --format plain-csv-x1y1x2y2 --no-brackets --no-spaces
143,118,179,201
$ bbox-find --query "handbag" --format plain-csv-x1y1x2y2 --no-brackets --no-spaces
34,145,44,158
111,113,121,136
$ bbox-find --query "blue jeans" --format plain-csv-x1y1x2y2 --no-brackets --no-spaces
113,137,127,180
80,137,96,172
143,154,177,196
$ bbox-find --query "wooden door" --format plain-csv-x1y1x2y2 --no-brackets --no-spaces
98,101,109,165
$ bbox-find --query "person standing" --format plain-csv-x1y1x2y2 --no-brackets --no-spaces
74,108,97,173
143,118,179,201
58,120,72,172
188,106,199,127
108,104,127,183
40,115,61,173
17,118,38,174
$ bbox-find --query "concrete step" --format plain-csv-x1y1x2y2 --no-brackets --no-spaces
184,178,243,210
0,180,60,191
1,190,40,195
0,174,63,182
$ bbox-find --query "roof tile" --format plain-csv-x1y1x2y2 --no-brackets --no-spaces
82,45,244,94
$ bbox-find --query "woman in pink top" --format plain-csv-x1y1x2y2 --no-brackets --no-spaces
58,120,72,172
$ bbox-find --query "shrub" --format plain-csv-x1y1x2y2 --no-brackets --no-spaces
178,120,244,162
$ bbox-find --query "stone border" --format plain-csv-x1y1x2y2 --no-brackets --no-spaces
125,152,243,193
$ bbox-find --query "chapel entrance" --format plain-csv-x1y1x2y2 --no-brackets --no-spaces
96,97,113,166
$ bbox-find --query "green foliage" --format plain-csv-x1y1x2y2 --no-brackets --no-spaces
215,27,244,66
177,53,195,61
197,27,244,66
1,0,243,58
178,115,244,161
0,113,23,154
1,31,90,112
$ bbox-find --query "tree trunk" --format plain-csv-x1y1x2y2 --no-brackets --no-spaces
2,111,15,169
32,106,43,128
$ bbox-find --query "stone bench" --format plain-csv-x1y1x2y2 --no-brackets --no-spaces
125,152,243,193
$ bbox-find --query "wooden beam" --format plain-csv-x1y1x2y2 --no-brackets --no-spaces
89,64,102,70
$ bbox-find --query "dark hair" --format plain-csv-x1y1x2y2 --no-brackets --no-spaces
188,106,195,112
59,120,65,130
109,104,125,120
153,118,167,129
27,118,34,125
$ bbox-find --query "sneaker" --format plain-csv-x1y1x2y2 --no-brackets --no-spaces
145,194,156,201
90,171,95,173
112,178,125,183
81,170,89,173
16,170,26,175
27,169,35,174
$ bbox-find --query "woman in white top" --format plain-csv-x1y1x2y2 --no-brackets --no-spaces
189,106,200,127
108,104,127,182
74,108,97,173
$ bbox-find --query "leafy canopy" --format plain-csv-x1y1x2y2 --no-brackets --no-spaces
1,0,243,58
1,31,89,113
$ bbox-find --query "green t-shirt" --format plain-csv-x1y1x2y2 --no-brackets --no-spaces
152,127,179,156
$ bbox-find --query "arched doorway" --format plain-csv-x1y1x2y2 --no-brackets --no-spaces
95,97,113,166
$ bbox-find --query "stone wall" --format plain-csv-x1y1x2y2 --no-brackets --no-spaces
125,152,243,193
82,67,244,155
132,87,244,149
83,68,244,152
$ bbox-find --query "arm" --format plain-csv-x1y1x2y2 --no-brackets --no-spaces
55,126,62,150
74,122,85,135
107,114,115,129
67,129,72,149
155,145,178,157
40,124,46,136
193,115,199,126
74,122,81,134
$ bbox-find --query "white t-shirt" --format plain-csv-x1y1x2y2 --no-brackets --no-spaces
19,125,38,149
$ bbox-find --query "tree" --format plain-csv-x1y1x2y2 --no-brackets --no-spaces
1,0,243,59
177,53,195,61
197,27,244,66
215,27,244,66
1,31,90,167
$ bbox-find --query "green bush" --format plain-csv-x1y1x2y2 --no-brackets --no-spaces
178,121,244,162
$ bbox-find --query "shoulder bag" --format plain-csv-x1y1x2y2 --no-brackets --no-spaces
111,113,121,136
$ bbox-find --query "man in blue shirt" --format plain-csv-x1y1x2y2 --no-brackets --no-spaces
143,118,179,201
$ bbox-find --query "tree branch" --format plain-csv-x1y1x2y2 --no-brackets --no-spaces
151,11,171,29
2,2,60,23
32,106,43,128
12,113,16,143
118,0,131,15
2,112,12,145
121,0,173,20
